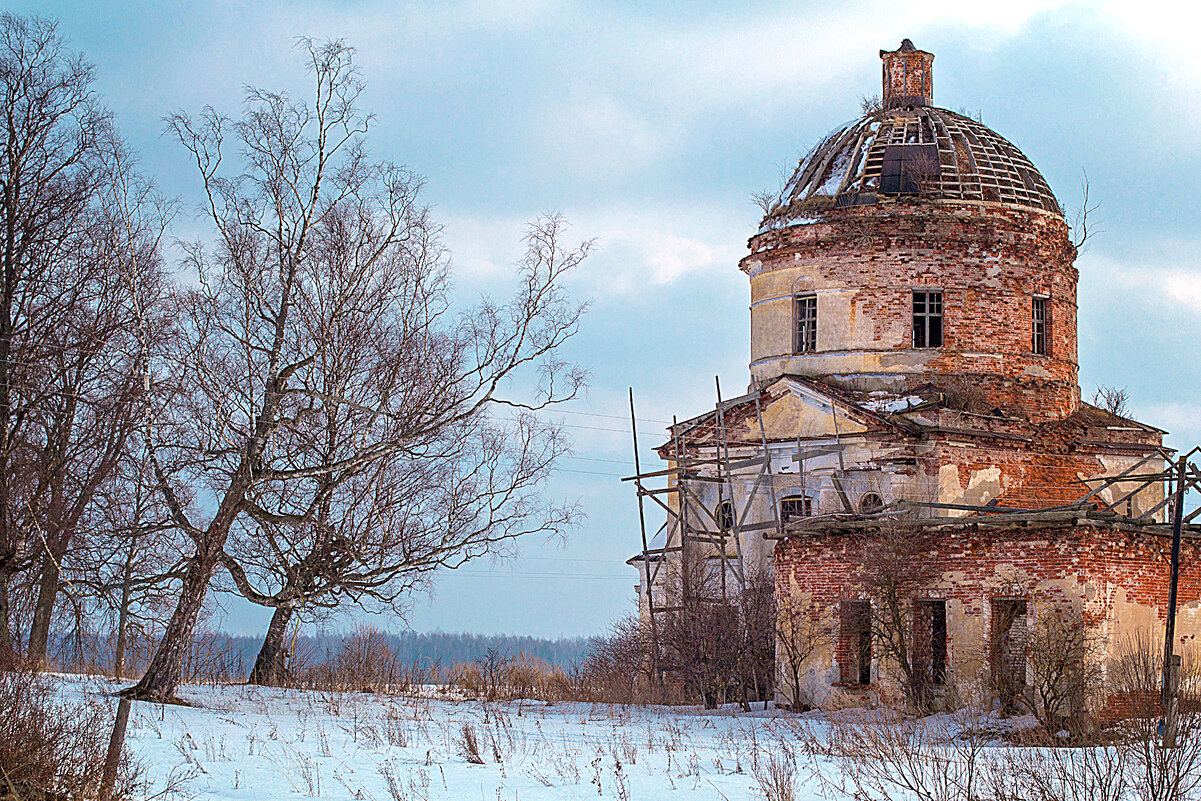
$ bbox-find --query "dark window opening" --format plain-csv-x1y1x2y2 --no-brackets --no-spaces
1032,297,1048,356
715,500,734,532
914,599,947,687
913,291,943,348
880,144,940,195
794,294,817,354
991,598,1028,712
859,492,885,514
841,600,872,686
780,496,812,527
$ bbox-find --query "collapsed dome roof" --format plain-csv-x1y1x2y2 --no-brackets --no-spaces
764,41,1062,223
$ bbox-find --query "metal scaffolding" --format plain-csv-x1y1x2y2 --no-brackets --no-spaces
626,381,788,678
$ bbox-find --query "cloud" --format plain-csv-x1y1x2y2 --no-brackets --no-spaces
1135,402,1201,445
1084,244,1201,313
538,88,675,179
440,201,751,296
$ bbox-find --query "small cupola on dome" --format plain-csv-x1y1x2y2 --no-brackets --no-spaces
763,39,1062,221
880,39,934,109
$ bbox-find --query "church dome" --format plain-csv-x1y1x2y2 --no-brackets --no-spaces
762,41,1061,224
742,41,1080,421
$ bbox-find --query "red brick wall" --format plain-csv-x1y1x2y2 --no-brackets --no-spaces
881,46,934,106
774,524,1200,690
744,202,1079,420
930,441,1106,508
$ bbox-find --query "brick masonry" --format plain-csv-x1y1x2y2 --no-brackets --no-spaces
774,523,1201,706
642,42,1180,718
743,201,1080,420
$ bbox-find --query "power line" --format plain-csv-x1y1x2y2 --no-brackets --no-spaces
448,570,631,581
542,407,673,426
557,467,627,478
563,454,631,466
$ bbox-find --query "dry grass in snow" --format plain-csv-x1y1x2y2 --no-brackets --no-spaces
56,674,817,801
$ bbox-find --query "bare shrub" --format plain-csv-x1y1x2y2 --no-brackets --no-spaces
1109,636,1201,801
859,94,883,116
0,671,140,800
456,723,484,764
326,627,400,693
940,376,995,415
575,617,657,704
753,750,797,801
476,647,511,701
983,743,1126,801
1092,386,1129,418
802,706,991,801
903,149,941,198
1027,601,1104,736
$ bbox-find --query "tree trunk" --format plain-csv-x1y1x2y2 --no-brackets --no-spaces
130,474,250,700
127,551,219,701
113,601,129,679
0,575,13,666
249,604,295,687
27,551,62,668
113,538,137,678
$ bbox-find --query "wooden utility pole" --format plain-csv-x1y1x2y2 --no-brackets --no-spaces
629,388,660,685
98,696,132,801
1162,455,1187,716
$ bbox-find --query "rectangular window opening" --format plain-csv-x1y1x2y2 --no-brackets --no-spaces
912,290,943,348
914,599,947,687
991,598,1028,712
840,599,872,686
794,294,817,354
1032,297,1048,356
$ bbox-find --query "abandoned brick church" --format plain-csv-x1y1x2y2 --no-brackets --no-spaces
630,40,1200,710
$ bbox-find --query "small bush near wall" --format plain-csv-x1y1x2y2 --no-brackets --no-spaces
0,670,140,801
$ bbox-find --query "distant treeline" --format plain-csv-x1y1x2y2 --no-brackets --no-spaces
226,630,595,670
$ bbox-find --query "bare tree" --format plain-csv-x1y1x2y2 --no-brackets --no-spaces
1092,385,1129,418
218,270,579,685
22,129,173,667
654,547,774,709
131,40,587,701
656,546,741,707
776,587,831,710
737,564,776,710
852,524,940,710
1026,601,1104,735
1071,170,1100,251
0,14,111,660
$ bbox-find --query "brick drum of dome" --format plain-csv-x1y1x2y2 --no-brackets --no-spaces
744,202,1080,421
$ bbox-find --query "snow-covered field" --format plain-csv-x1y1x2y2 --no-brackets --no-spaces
58,675,824,800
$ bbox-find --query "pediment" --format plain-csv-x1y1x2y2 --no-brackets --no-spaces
670,376,898,449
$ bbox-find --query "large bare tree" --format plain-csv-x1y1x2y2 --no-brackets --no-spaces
0,14,119,659
219,216,582,686
132,40,587,700
23,131,172,666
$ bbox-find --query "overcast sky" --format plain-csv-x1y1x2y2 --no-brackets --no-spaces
18,0,1201,639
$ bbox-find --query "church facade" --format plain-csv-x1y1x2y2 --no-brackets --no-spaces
632,41,1200,713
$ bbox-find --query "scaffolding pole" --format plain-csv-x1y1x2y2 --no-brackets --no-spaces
627,381,788,680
